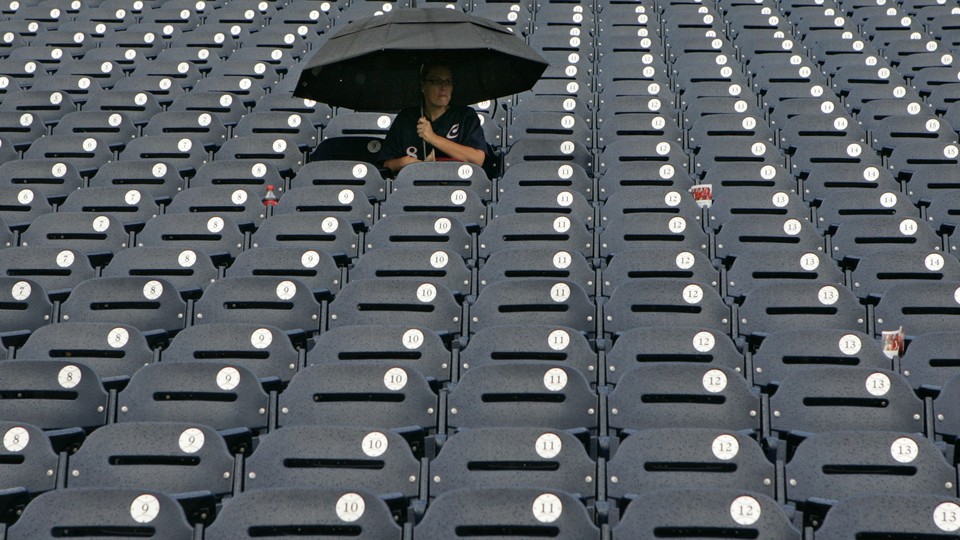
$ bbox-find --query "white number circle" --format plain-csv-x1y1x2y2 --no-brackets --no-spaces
143,280,163,300
693,331,716,352
4,427,29,452
130,494,160,524
337,189,355,205
92,215,111,232
900,218,918,236
402,329,424,350
783,218,802,236
17,189,34,205
169,250,192,271
669,217,687,233
321,217,339,233
417,283,436,303
676,252,695,270
217,367,240,390
298,251,319,269
179,428,204,453
11,281,30,301
238,321,271,351
206,216,224,233
800,253,820,271
839,334,862,355
543,367,568,391
548,329,570,351
926,253,945,271
660,164,675,179
866,372,891,396
553,216,571,233
536,433,562,458
890,436,919,463
772,192,789,208
934,502,960,531
712,434,740,460
336,493,365,522
703,369,728,393
730,495,762,525
108,327,129,349
352,164,368,178
53,250,76,271
553,251,571,270
123,189,141,205
818,285,839,305
664,191,681,207
276,280,297,300
550,283,570,303
760,165,777,180
362,432,388,457
430,250,449,269
557,165,573,180
880,192,898,208
683,284,703,304
434,218,451,234
532,493,563,523
384,367,407,391
58,365,81,389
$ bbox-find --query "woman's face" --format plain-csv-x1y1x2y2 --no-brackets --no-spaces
421,66,453,109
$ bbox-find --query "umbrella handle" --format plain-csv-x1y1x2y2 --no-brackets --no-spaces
421,95,427,160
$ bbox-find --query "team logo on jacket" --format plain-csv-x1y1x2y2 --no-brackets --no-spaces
446,123,460,139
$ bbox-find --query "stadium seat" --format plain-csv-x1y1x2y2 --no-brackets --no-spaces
0,421,61,496
65,422,235,496
350,248,471,300
430,427,595,498
205,488,403,539
117,361,270,431
17,322,152,382
460,324,596,384
815,494,960,539
6,488,194,539
785,431,954,503
228,247,341,300
605,326,743,384
608,364,760,432
607,429,775,500
612,488,800,539
278,363,437,433
604,279,730,336
414,488,601,539
307,324,451,384
446,363,597,431
328,278,461,336
0,360,108,430
244,424,420,500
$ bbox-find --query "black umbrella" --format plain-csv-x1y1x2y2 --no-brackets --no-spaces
294,8,548,111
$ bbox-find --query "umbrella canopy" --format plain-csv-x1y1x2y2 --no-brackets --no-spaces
294,8,549,111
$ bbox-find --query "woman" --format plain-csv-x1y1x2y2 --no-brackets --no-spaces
379,63,488,174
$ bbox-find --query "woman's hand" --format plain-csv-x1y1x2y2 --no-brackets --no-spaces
416,116,436,144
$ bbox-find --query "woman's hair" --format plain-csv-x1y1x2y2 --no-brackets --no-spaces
419,61,453,82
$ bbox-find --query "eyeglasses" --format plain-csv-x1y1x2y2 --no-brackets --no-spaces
424,78,454,87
